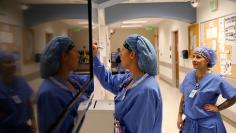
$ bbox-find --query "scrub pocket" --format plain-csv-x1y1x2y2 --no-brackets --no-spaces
199,124,216,133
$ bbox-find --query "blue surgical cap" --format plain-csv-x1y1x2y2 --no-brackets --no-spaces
40,36,75,78
123,34,157,76
194,46,217,68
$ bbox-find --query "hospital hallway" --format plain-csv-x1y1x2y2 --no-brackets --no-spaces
28,77,236,133
1,0,236,132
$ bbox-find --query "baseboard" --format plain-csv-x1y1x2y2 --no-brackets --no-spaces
159,73,173,86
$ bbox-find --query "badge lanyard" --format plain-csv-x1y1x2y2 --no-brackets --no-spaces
69,78,82,89
116,73,149,101
189,82,200,98
5,83,23,104
127,73,149,90
114,74,149,133
49,77,69,90
50,77,78,96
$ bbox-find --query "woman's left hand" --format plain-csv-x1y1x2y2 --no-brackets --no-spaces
203,104,219,112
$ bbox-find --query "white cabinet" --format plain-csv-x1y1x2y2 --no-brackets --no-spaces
79,100,114,133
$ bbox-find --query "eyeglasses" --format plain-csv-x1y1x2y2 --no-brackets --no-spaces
65,44,75,53
123,42,132,51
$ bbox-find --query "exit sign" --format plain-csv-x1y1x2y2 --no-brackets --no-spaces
210,0,218,12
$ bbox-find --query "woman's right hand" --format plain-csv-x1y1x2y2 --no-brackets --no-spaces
177,114,183,130
92,42,99,57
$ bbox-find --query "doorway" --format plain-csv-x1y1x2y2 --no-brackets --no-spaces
154,28,159,74
45,32,53,44
172,31,179,88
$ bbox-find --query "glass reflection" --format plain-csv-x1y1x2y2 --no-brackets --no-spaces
0,0,93,133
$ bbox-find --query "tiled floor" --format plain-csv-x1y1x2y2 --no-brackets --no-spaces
28,77,236,133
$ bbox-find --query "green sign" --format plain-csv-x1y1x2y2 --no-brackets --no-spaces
210,0,218,12
71,27,81,32
146,25,153,32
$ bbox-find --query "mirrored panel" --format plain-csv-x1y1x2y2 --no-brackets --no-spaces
0,0,94,133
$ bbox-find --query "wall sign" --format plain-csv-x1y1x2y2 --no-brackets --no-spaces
210,0,218,12
225,14,236,45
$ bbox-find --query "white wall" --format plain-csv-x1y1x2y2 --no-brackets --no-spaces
69,29,89,50
16,21,70,76
197,0,236,23
157,19,192,83
0,0,23,26
109,28,155,53
32,21,69,54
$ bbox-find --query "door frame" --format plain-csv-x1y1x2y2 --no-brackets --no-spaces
172,30,179,88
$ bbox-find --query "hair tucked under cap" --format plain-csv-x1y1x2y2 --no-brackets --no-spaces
40,36,75,78
123,34,157,76
194,46,217,68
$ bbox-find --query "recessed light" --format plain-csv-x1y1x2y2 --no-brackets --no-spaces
121,25,143,28
122,20,147,24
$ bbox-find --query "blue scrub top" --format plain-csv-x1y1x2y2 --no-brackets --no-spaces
69,72,94,100
180,70,236,119
94,56,162,133
37,74,93,133
0,77,33,131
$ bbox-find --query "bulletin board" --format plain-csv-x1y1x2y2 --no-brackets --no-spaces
0,22,17,51
188,24,199,57
200,13,236,78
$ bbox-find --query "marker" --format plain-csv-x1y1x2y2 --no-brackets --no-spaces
97,45,104,49
93,100,97,108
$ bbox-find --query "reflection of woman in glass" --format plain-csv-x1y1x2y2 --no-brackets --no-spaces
93,34,162,133
37,36,93,133
0,51,35,133
177,46,236,133
82,46,89,63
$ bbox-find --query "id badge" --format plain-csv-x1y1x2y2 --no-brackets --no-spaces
11,95,22,104
115,127,119,133
115,89,126,101
189,89,197,98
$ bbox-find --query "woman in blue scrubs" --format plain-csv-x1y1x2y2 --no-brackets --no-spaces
37,36,93,133
0,51,35,133
93,34,162,133
177,46,236,133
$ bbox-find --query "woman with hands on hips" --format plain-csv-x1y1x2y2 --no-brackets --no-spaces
93,34,162,133
177,46,236,133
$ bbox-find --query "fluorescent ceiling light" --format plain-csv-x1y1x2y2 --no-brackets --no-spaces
122,20,147,24
121,25,142,28
83,25,96,29
191,0,199,8
78,21,96,26
78,21,88,24
20,4,29,10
